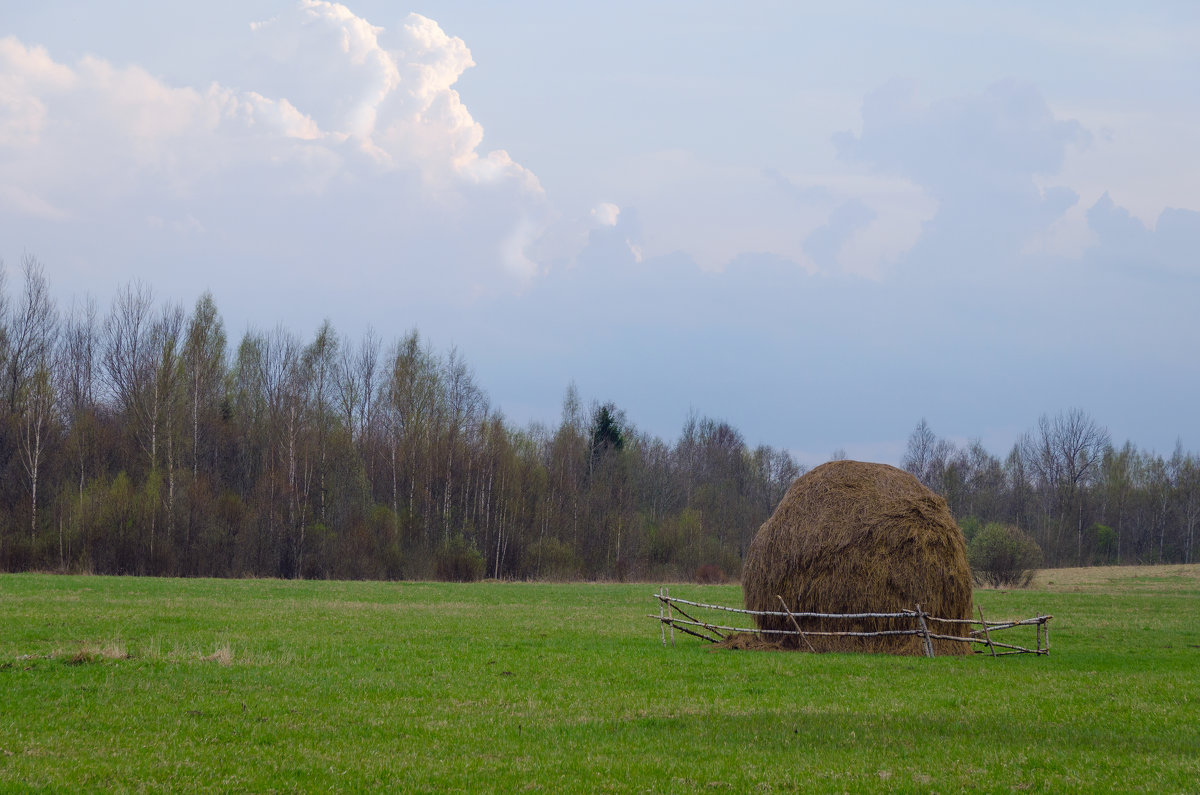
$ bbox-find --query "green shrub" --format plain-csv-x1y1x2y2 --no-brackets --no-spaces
967,523,1043,588
1087,523,1117,565
958,515,983,542
434,536,486,582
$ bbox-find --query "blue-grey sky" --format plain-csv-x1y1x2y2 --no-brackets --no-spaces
3,1,1198,464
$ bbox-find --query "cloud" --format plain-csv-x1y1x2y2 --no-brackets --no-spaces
0,37,74,147
0,4,545,300
591,202,620,227
247,3,541,194
763,167,832,204
803,199,877,271
1086,192,1200,278
1,34,330,213
578,205,644,269
500,215,541,281
836,79,1088,194
249,0,400,139
835,80,1089,268
0,183,67,220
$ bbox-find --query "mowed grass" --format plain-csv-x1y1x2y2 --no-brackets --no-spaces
2,567,1198,793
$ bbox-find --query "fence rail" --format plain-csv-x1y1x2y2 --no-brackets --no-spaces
651,587,1051,657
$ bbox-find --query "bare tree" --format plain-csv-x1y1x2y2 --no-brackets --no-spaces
959,439,1005,519
100,284,193,565
902,418,957,494
58,296,99,417
382,331,440,540
1023,409,1109,564
442,347,486,540
102,281,157,468
4,255,59,414
335,327,379,450
1169,443,1200,564
17,362,57,543
9,259,60,544
260,325,306,575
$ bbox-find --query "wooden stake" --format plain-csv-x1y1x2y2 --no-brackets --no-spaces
916,604,934,658
658,587,666,646
977,605,997,658
665,586,675,648
777,595,816,653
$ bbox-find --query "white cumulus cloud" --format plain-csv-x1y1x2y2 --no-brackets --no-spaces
247,2,541,193
591,202,620,227
0,3,545,294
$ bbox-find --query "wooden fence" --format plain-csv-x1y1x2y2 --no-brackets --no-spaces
651,587,1051,657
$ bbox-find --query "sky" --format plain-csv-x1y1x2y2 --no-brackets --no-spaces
2,1,1198,465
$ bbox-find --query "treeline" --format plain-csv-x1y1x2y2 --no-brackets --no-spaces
1,258,1196,581
901,415,1198,568
0,258,800,580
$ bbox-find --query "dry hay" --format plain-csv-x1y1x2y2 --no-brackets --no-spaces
713,633,787,651
742,460,973,655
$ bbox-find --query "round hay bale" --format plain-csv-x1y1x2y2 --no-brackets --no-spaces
743,460,972,655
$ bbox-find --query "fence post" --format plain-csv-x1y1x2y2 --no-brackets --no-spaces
665,586,675,648
916,604,934,658
658,587,666,646
977,605,997,657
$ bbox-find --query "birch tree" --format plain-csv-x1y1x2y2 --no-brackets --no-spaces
9,260,59,545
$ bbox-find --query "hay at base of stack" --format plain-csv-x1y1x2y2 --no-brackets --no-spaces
742,460,973,655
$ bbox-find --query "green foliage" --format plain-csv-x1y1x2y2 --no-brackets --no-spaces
589,402,624,456
1088,523,1118,564
958,515,983,542
968,523,1043,587
2,572,1199,791
434,535,485,582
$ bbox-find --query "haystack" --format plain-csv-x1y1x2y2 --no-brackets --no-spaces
742,460,972,654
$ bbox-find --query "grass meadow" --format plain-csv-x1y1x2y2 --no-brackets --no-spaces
2,565,1198,793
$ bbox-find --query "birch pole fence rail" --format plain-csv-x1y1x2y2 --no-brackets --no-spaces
650,588,1052,657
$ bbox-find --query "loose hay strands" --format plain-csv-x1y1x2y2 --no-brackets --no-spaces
651,592,1052,656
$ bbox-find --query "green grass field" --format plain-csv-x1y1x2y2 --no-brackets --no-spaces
3,567,1198,793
